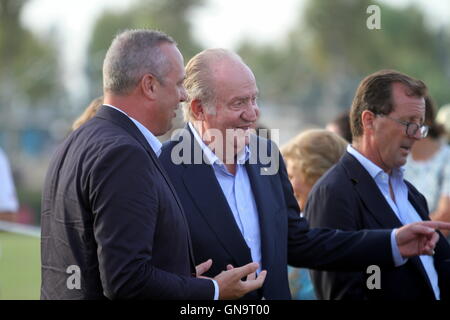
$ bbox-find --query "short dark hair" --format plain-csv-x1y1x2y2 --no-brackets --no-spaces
329,110,352,143
350,70,427,138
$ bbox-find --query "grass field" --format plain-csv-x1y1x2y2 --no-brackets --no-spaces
0,231,40,300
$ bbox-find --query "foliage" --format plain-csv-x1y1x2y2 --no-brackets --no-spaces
237,0,450,114
0,0,62,109
85,0,205,100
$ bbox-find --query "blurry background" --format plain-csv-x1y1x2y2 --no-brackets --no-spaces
1,0,450,299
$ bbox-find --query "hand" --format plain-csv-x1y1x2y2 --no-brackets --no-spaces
396,221,450,257
226,264,257,281
195,259,213,277
430,196,450,237
213,262,267,300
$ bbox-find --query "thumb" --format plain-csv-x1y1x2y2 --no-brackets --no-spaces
196,259,213,277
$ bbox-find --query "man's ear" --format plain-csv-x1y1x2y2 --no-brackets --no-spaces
141,74,158,100
361,110,376,133
191,99,206,121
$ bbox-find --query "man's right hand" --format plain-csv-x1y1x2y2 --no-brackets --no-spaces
213,262,267,300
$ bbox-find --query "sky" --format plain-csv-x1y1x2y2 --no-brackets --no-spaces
21,0,450,103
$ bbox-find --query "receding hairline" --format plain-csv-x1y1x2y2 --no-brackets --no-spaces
187,49,250,83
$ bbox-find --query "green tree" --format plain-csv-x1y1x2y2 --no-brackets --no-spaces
85,0,204,100
0,0,62,109
300,0,450,109
237,0,450,120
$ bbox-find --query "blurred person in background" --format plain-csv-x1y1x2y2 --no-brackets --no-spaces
306,69,450,300
71,96,103,131
281,129,348,300
437,104,450,144
404,96,450,239
0,147,19,222
326,110,353,143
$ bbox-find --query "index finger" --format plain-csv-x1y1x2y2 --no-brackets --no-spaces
195,259,212,276
241,270,267,292
420,221,450,230
232,262,259,280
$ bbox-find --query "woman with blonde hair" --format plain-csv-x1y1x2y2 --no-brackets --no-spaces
281,128,348,300
72,96,103,131
281,129,348,211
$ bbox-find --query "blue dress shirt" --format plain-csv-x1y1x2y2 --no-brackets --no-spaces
189,122,262,273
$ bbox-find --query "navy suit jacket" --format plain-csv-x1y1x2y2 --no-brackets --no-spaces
160,126,396,300
305,151,450,300
41,106,214,299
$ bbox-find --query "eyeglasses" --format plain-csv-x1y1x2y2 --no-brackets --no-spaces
377,114,429,138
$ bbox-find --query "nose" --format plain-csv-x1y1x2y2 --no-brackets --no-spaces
242,102,259,123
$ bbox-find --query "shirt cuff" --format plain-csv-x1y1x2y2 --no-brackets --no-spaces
211,279,219,300
391,229,408,267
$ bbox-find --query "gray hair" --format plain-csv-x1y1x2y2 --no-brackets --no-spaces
183,48,245,122
103,29,175,95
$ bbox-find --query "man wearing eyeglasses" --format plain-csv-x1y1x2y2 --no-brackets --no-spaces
305,69,450,300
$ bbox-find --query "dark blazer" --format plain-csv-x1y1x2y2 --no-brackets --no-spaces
160,126,396,300
40,106,214,300
305,151,450,300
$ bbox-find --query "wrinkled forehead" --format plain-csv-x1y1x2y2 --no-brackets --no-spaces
212,59,258,98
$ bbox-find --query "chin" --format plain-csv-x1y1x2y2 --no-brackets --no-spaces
395,158,407,168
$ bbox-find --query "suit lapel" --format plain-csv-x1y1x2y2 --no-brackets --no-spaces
95,106,184,212
407,187,430,221
341,152,403,228
406,184,435,296
245,159,279,273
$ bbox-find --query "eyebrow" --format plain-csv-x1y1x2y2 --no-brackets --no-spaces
230,91,259,102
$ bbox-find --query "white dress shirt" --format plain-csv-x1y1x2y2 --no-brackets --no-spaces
0,147,19,212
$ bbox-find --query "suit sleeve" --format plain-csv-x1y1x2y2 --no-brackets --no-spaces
89,143,214,299
278,154,394,273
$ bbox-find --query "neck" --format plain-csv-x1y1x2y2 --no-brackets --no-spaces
104,93,158,135
352,138,392,174
191,120,239,166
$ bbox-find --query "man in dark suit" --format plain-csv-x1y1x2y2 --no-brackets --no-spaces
40,30,266,300
306,70,450,300
160,50,450,300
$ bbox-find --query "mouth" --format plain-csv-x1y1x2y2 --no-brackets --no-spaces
400,146,411,153
235,124,254,131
